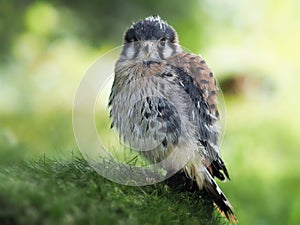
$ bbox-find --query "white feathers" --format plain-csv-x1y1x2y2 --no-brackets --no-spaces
159,22,163,30
162,43,174,58
144,15,166,31
145,15,162,22
125,43,135,59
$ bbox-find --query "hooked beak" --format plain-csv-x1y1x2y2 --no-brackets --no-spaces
142,41,156,57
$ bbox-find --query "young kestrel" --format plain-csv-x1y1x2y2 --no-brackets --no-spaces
109,16,237,223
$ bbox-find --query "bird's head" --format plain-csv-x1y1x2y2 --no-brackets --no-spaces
121,16,181,61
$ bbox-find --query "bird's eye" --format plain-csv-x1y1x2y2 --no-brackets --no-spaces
158,38,167,48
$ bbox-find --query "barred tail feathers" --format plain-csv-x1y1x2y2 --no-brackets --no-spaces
193,165,238,224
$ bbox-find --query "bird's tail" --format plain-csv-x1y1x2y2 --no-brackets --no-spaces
193,166,238,224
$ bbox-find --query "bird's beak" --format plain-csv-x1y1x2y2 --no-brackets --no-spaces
143,41,156,57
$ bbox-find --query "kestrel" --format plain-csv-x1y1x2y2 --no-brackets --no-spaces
109,16,237,223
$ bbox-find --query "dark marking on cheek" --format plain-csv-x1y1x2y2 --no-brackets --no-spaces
158,50,165,60
209,72,213,77
169,43,177,55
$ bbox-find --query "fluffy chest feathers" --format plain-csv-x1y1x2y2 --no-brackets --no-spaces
109,59,200,163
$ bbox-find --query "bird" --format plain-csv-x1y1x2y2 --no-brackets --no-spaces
108,16,237,223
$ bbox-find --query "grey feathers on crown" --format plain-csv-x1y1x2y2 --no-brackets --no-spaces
124,16,177,43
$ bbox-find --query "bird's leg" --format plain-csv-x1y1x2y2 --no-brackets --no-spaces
165,170,214,211
165,170,199,192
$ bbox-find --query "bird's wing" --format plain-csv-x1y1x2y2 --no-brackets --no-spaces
167,52,229,180
167,52,219,118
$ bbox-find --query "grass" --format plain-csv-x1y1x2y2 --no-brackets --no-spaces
0,156,222,225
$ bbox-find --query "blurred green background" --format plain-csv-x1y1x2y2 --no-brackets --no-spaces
1,0,300,224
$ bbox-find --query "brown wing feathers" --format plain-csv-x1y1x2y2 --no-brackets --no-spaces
168,52,229,181
167,53,237,223
168,53,219,119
